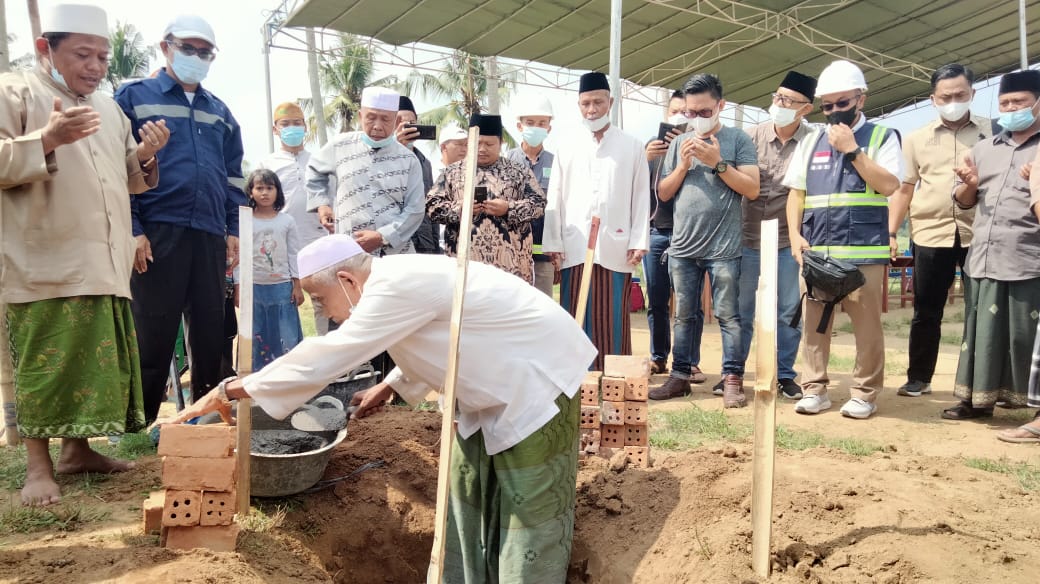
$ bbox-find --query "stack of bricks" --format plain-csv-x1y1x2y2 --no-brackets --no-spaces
579,355,651,468
142,424,241,552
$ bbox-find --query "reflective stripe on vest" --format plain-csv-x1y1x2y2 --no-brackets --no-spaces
810,245,890,260
804,125,889,208
532,244,544,255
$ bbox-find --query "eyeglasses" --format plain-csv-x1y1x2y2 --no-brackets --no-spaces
771,93,810,108
680,106,718,119
821,94,861,113
167,39,217,62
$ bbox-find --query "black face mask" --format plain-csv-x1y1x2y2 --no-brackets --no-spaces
826,107,858,127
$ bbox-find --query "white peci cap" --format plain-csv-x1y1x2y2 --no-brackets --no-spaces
438,124,468,145
360,86,400,111
514,94,554,118
815,60,867,97
298,235,366,278
41,3,108,39
163,14,217,48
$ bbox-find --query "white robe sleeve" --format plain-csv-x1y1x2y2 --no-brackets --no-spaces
628,141,651,252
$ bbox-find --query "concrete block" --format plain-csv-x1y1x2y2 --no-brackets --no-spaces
625,446,650,468
143,491,165,533
200,491,236,526
162,456,237,492
624,377,649,401
625,424,648,446
600,401,625,426
580,406,601,429
600,376,626,401
624,401,648,425
164,524,241,552
583,371,603,385
157,423,236,459
580,380,600,406
162,490,201,527
604,355,651,379
600,425,623,449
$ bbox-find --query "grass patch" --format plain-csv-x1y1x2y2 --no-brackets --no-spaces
412,401,437,412
964,457,1040,491
776,426,883,456
826,351,908,376
0,434,155,492
0,503,110,535
940,333,963,346
238,505,287,533
649,406,751,450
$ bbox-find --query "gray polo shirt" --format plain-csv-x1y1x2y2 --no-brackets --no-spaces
505,147,553,257
662,125,758,260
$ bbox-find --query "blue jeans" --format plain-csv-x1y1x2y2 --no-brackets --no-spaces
669,256,743,378
643,227,681,362
738,246,803,380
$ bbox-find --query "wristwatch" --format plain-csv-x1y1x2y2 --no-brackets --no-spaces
216,376,237,405
713,161,728,175
844,147,863,164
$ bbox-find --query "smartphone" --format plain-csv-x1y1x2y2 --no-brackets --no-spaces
657,122,687,141
405,123,437,141
474,186,488,203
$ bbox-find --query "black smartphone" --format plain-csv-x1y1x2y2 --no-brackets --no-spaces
657,122,687,141
405,123,437,140
474,186,488,203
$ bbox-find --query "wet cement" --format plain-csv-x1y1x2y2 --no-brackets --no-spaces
251,430,328,455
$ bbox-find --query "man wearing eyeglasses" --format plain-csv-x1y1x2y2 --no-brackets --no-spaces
115,15,247,424
649,74,760,408
783,60,903,420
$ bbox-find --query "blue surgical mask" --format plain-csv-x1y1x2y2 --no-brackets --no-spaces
997,99,1039,132
171,51,211,85
360,132,396,149
279,126,306,147
50,66,69,91
521,126,548,147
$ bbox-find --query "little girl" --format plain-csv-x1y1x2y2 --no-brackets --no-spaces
245,169,304,371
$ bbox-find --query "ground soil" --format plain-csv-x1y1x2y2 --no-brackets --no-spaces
1,307,1039,583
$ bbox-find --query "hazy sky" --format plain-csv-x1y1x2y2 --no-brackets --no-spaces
4,0,1021,167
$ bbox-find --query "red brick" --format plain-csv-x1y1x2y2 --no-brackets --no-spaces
600,401,625,426
142,491,165,533
625,424,648,446
157,423,236,459
163,490,201,527
200,491,236,526
625,446,650,468
580,380,600,406
604,355,650,379
624,377,649,401
164,524,241,552
600,376,626,401
624,401,648,425
600,425,624,448
580,406,600,429
596,446,618,459
162,456,237,492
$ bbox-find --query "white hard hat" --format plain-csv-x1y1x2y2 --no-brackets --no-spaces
514,95,554,118
163,14,217,48
439,124,468,145
42,3,108,39
815,60,867,97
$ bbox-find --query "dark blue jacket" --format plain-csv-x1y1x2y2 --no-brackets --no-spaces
115,69,246,237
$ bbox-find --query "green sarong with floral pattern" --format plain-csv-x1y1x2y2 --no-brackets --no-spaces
6,295,145,438
437,392,579,584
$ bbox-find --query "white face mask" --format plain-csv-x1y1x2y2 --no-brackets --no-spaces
667,113,687,126
768,103,799,127
581,115,610,133
691,112,718,136
338,280,357,317
936,100,971,122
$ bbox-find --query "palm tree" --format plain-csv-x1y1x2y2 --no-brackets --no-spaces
106,22,153,91
303,34,397,134
396,50,518,131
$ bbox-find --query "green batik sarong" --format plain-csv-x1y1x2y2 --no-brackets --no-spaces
437,392,579,584
6,296,146,438
954,276,1040,409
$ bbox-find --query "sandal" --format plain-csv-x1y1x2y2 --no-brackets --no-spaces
941,402,994,420
997,421,1040,444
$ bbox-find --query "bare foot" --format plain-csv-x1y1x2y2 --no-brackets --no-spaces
55,439,136,475
21,468,61,507
996,419,1040,443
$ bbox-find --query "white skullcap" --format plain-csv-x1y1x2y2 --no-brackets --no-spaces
514,94,554,118
298,235,365,278
438,124,468,145
360,87,400,111
163,14,217,48
42,3,108,39
815,60,867,97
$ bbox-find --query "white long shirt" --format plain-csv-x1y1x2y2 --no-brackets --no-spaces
243,255,597,454
258,149,327,248
542,124,651,273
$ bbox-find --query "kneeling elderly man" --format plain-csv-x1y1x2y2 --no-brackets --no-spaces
166,234,596,583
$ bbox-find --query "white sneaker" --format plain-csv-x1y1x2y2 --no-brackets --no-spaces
794,394,832,415
840,398,877,419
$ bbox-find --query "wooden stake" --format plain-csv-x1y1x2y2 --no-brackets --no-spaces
0,309,19,446
752,218,779,578
428,126,480,583
574,216,601,330
236,206,253,516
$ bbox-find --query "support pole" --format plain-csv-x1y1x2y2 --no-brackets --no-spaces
608,0,622,125
0,0,10,73
262,25,275,153
751,218,779,578
486,56,500,114
1019,0,1029,69
306,28,328,147
428,126,480,584
0,316,17,446
236,207,254,517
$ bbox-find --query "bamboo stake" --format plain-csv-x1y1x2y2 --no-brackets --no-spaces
428,126,480,584
0,312,18,446
574,216,601,330
236,207,253,516
752,218,779,578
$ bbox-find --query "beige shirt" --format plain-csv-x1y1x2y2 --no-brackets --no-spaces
902,115,992,247
743,120,813,249
0,69,156,304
